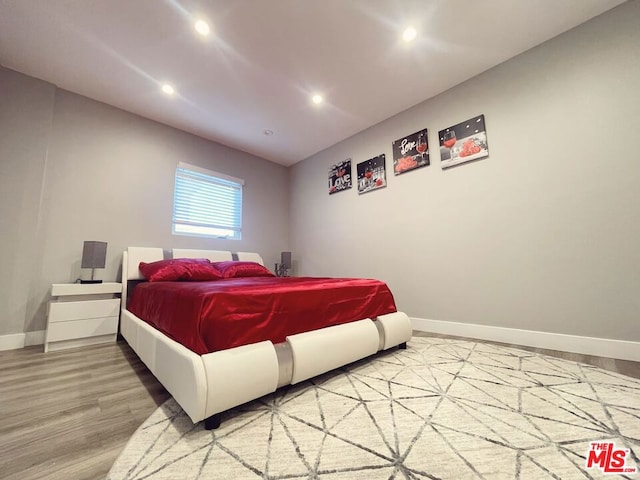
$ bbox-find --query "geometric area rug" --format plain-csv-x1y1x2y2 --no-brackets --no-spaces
108,337,640,479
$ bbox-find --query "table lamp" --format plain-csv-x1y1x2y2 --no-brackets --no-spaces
275,251,292,277
81,241,107,284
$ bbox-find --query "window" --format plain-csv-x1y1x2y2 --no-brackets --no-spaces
173,162,243,240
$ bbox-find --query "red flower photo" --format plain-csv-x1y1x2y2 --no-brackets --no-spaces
439,115,489,169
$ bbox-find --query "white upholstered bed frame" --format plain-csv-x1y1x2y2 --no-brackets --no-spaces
121,246,412,429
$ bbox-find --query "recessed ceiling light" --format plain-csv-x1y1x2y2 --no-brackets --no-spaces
402,26,417,43
311,94,323,105
194,19,210,37
161,84,175,95
263,129,274,136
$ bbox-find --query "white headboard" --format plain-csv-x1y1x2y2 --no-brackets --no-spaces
126,247,164,280
122,246,163,310
236,252,265,266
172,248,232,262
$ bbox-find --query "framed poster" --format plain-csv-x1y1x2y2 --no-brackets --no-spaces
392,128,429,175
328,159,352,195
439,114,489,169
357,154,386,194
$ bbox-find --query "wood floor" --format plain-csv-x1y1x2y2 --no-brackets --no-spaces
1,334,638,480
0,340,170,480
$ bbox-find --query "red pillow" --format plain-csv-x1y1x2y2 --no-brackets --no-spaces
139,258,222,282
139,259,189,282
213,261,275,279
181,261,223,281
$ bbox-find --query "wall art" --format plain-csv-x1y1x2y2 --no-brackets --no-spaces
439,114,489,169
392,128,429,175
357,154,386,194
328,159,352,194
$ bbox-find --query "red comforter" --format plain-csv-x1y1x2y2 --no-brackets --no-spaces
128,276,397,354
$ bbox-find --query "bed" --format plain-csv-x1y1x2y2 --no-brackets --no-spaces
120,246,412,429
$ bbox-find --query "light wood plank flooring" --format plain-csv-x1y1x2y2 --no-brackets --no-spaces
0,340,170,480
1,334,638,480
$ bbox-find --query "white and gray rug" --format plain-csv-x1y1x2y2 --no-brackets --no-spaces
108,337,640,479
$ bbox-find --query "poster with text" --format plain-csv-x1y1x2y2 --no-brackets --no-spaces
357,154,386,194
439,114,489,169
392,128,429,175
328,159,352,194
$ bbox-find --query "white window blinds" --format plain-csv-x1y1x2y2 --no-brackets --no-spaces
172,162,244,240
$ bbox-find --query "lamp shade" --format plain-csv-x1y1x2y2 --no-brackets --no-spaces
280,251,292,269
81,241,107,269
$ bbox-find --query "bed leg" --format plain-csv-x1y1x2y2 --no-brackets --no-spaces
204,414,221,430
398,342,407,350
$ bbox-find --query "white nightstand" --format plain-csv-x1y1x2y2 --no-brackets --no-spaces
44,282,122,352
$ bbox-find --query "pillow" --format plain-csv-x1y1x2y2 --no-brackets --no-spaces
181,260,223,281
213,261,275,279
139,258,223,282
139,259,189,282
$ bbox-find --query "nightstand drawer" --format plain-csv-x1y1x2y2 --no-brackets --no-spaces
49,298,120,323
46,316,119,342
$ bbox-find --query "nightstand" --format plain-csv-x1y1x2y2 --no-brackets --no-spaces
44,282,122,352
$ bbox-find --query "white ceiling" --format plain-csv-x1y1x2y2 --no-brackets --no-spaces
0,0,627,166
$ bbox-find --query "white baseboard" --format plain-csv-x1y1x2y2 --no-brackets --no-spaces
411,318,640,362
0,330,46,351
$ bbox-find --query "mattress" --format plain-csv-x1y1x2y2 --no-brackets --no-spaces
127,276,397,354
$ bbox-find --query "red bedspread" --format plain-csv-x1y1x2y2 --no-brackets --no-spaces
127,276,397,354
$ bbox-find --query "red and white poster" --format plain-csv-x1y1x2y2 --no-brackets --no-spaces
392,128,429,175
439,114,489,169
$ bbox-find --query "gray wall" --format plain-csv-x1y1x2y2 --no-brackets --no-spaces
290,1,640,341
0,69,55,336
0,68,289,335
